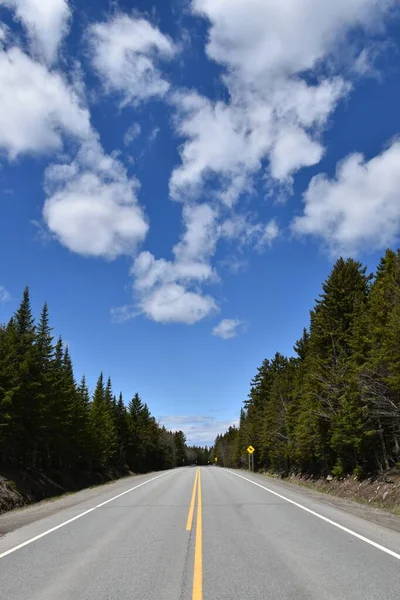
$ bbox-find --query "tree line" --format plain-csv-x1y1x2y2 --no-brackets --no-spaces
214,250,400,479
0,288,190,476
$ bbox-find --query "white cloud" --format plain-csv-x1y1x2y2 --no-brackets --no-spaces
0,286,11,302
124,202,280,324
116,204,219,324
259,219,280,248
193,0,392,78
149,127,160,143
88,14,176,105
170,71,346,205
124,122,141,146
174,203,219,262
0,46,91,159
0,37,149,262
269,126,324,181
292,141,400,255
134,211,218,323
170,91,260,204
43,137,148,259
2,0,71,65
159,414,239,445
0,23,9,43
213,319,244,339
220,214,279,249
169,0,395,203
139,283,217,325
110,304,139,323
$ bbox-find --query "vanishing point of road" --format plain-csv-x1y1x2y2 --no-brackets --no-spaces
1,467,400,599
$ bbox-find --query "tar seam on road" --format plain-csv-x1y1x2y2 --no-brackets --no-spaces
186,468,199,531
227,470,400,561
192,468,203,600
0,471,173,561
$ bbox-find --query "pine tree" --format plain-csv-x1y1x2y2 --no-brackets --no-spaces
34,303,54,468
90,373,108,467
127,393,145,471
174,431,187,467
0,319,17,464
76,375,92,468
0,286,191,481
294,258,370,474
9,287,39,466
103,376,117,464
361,250,400,471
114,392,130,468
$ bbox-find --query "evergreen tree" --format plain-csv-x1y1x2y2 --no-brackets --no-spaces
114,392,130,468
34,303,54,468
8,287,39,466
214,254,400,480
90,373,115,468
0,286,194,486
174,431,187,466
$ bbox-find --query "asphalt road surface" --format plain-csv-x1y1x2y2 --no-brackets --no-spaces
1,467,400,599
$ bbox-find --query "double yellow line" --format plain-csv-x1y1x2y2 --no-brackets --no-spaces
186,468,202,600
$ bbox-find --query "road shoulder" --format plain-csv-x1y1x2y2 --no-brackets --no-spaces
229,469,400,535
0,471,166,536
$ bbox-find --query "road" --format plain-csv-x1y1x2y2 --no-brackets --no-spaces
1,467,400,599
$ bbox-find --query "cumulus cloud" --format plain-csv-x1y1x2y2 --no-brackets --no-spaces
138,283,217,325
292,141,400,255
0,46,90,159
0,35,149,262
169,0,394,203
269,126,324,181
212,319,244,339
128,204,219,324
43,137,148,259
193,0,392,78
88,14,176,105
0,286,11,302
2,0,71,65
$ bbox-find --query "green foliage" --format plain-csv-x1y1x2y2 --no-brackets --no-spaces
0,288,190,476
214,252,400,479
353,466,364,481
332,463,345,478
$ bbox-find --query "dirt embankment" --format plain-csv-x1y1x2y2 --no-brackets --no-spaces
273,469,400,515
0,466,131,514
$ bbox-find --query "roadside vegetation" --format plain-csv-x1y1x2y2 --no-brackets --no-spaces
214,250,400,488
0,288,208,512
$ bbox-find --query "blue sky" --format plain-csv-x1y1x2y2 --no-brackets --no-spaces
1,0,400,445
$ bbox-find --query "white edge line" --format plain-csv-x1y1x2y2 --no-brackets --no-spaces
0,470,172,560
227,470,400,561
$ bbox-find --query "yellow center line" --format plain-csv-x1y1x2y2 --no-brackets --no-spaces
192,468,202,600
186,468,199,531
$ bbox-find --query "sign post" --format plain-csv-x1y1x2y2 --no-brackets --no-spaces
247,445,255,471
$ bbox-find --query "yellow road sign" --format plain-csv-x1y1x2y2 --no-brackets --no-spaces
247,445,255,454
214,457,218,462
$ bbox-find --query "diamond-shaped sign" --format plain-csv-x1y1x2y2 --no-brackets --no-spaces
247,445,255,454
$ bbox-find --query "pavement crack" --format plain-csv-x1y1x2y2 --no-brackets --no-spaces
179,522,194,600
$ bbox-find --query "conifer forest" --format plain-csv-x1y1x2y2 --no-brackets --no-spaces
214,250,400,479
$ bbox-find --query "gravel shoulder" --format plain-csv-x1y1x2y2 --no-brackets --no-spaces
0,471,161,536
